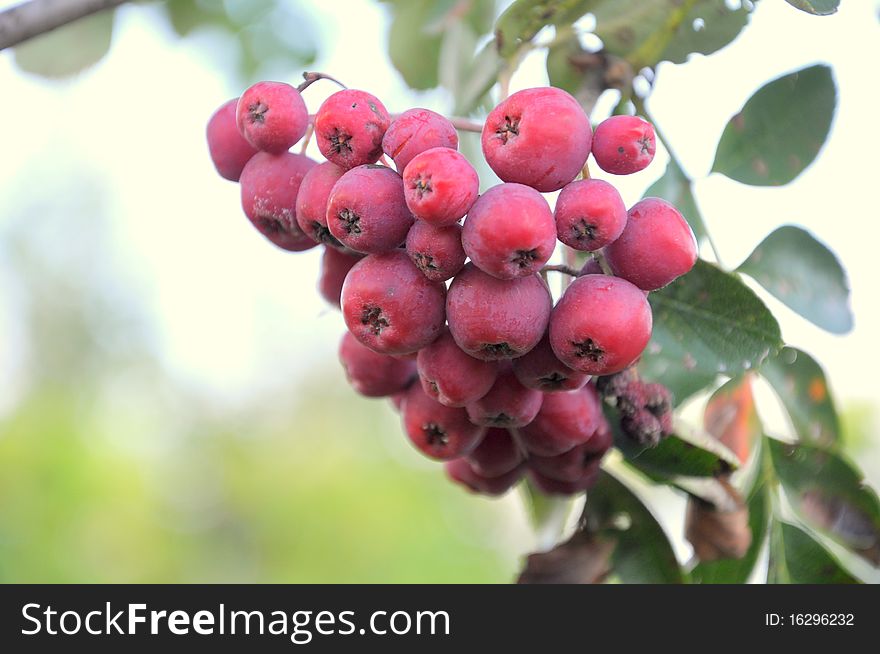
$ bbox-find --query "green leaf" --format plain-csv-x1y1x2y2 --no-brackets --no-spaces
609,407,740,479
386,0,443,89
584,471,685,583
738,226,852,334
494,0,593,59
784,0,840,16
640,260,782,403
712,64,836,186
14,10,115,78
592,0,754,69
769,521,858,583
546,36,607,114
644,159,708,243
691,450,769,583
767,438,880,566
761,347,841,448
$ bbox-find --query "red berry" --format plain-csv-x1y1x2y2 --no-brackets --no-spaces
236,81,308,153
512,333,589,392
549,274,653,375
295,161,346,248
554,179,627,251
604,197,697,291
462,183,556,279
465,367,543,428
402,384,485,461
519,385,603,456
447,263,552,361
207,98,258,181
239,151,317,251
528,441,604,483
416,329,498,408
317,246,362,307
383,108,459,172
338,331,415,397
465,428,523,478
402,147,478,226
314,89,391,169
446,459,525,496
591,115,656,175
405,220,466,282
326,165,414,254
481,87,591,192
341,250,446,355
528,467,599,495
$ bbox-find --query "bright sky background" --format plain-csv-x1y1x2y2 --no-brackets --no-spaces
0,2,877,438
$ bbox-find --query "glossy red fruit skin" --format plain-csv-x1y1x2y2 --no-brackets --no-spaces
295,161,347,248
512,333,589,393
465,368,543,428
341,250,446,356
417,329,498,408
382,108,459,172
604,197,697,291
549,274,652,375
326,165,414,254
554,179,627,251
318,246,362,307
239,151,317,251
338,331,415,398
314,89,391,169
405,221,466,283
481,87,591,192
402,147,479,226
236,81,308,153
446,459,525,496
528,467,599,495
465,428,523,478
402,384,485,461
462,183,556,279
519,385,603,456
207,98,258,181
447,264,552,361
591,115,656,175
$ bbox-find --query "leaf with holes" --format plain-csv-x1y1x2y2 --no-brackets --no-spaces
712,64,836,185
641,260,782,402
738,226,852,334
592,0,755,69
784,0,839,16
761,347,840,448
768,521,858,583
14,10,115,79
644,158,708,243
767,438,880,566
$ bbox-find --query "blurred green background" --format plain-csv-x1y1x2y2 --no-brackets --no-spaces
0,0,878,583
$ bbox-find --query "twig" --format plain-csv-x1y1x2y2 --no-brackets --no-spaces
541,264,581,278
0,0,127,51
297,71,347,93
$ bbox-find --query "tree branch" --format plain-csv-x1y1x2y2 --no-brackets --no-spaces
0,0,127,51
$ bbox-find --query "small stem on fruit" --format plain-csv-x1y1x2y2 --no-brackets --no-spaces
595,252,614,276
541,264,581,278
581,160,592,180
297,71,348,93
299,123,314,155
447,116,484,133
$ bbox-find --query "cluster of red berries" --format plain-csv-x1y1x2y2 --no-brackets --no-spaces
206,77,697,497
